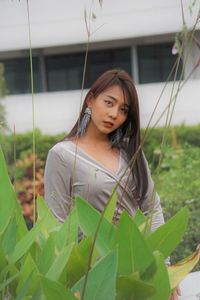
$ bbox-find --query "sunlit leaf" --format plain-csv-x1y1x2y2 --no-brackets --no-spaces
168,245,200,289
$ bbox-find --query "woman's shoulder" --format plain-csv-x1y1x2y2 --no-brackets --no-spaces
48,139,75,162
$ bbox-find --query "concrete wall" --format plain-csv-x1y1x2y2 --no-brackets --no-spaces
0,0,199,52
1,0,199,134
3,79,200,134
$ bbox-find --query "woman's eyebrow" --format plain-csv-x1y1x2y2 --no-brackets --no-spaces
106,95,130,107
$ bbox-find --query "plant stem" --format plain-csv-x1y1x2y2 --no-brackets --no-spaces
26,0,36,225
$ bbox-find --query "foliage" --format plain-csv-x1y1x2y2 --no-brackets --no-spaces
1,124,200,169
154,144,200,270
14,153,44,225
0,125,200,268
142,124,200,166
15,153,44,198
0,145,200,299
0,128,64,166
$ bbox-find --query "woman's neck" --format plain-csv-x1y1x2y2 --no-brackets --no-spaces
77,124,111,149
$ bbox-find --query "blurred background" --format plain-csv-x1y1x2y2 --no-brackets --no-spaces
0,0,199,282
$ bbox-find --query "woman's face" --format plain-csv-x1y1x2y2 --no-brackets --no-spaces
87,85,130,136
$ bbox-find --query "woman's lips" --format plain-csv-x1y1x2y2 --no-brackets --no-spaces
103,121,114,128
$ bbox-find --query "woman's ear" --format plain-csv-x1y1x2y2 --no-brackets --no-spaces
86,94,94,107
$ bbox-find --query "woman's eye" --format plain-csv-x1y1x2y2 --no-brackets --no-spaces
105,100,113,106
120,107,129,114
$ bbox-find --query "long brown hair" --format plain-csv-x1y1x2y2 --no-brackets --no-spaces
67,69,148,203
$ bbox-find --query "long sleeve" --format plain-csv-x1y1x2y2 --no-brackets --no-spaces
44,148,72,222
140,153,165,232
139,153,171,265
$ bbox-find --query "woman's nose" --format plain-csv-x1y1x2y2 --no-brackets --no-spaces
109,107,118,119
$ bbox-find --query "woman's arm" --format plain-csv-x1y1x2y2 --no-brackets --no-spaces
44,148,72,223
140,152,171,266
140,152,165,232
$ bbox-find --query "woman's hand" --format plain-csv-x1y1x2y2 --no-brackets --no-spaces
169,286,181,300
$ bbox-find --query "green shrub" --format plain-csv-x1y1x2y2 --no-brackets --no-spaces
0,145,199,299
154,144,200,270
0,125,200,273
0,129,64,165
142,124,200,164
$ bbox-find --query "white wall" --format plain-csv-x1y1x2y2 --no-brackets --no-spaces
3,79,200,135
0,0,199,52
180,271,200,299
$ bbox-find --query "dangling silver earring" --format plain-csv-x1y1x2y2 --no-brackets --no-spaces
110,128,123,145
77,107,91,136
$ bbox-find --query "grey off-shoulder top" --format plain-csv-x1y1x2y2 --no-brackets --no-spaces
44,140,165,231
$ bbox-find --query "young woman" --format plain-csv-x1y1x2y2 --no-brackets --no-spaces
44,69,164,227
44,69,180,299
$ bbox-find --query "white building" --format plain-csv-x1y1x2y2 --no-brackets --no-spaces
0,0,200,134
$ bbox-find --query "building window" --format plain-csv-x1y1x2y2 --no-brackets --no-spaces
45,47,131,91
84,47,131,87
45,53,84,91
137,43,182,84
2,57,42,95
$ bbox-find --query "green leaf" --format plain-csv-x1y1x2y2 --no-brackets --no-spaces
168,245,200,289
0,244,7,271
132,209,146,227
103,191,117,222
0,272,20,292
0,145,27,240
37,234,57,275
46,243,74,281
54,207,78,250
16,272,34,300
146,207,189,258
40,276,77,300
0,145,27,238
76,196,117,256
65,236,93,288
72,249,117,300
117,273,155,300
141,251,171,300
0,145,16,235
10,216,47,263
37,195,60,230
0,261,19,289
117,211,155,275
2,215,18,257
16,254,39,296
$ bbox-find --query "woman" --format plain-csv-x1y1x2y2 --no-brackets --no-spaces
44,69,180,299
